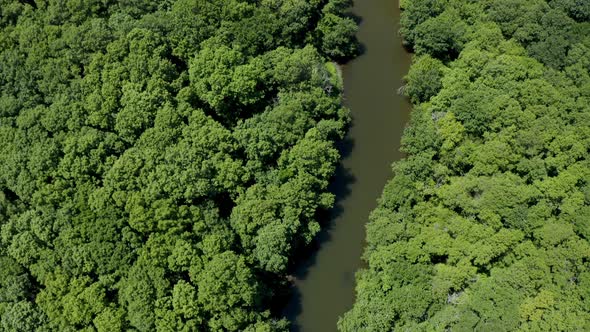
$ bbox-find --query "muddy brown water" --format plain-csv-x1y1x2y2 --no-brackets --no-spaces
282,0,413,331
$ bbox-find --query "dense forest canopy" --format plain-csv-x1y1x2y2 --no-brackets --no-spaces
0,0,358,330
341,0,590,330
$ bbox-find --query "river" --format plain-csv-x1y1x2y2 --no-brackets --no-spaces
282,0,412,331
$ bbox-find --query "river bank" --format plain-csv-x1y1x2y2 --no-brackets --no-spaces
283,0,413,330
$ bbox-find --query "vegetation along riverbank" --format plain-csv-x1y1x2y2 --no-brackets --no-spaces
340,0,590,330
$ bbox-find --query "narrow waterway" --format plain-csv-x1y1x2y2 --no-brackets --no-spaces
283,0,412,331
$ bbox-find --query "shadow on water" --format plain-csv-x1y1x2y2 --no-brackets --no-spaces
344,12,363,25
282,132,357,331
329,12,365,62
346,14,367,59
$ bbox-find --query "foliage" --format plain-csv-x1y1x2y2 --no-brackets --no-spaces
0,0,357,330
341,0,590,330
403,55,447,104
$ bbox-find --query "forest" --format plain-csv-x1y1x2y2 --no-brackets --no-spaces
340,0,590,330
0,0,358,330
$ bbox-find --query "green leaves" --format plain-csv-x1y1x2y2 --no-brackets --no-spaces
413,9,468,59
1,300,46,332
404,55,446,104
316,13,359,60
189,44,260,115
198,252,259,313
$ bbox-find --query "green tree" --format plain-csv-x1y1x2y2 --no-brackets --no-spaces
403,55,446,103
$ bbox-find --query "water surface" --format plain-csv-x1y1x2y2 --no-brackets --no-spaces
283,0,412,331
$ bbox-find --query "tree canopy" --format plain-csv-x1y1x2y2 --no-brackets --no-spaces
340,0,590,330
0,0,357,330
